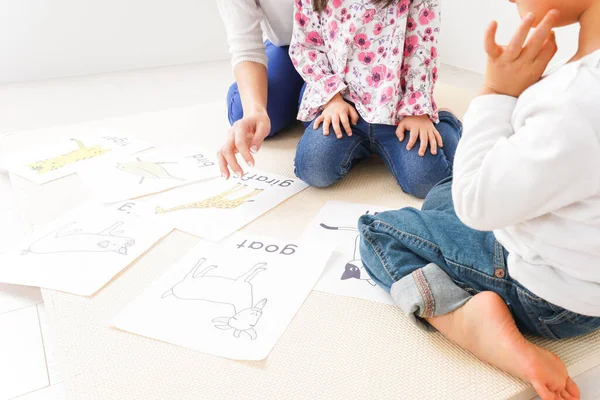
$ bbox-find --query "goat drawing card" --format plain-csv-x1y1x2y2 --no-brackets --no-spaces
77,145,220,203
301,201,394,305
5,132,152,185
112,234,330,360
134,170,309,241
0,202,172,296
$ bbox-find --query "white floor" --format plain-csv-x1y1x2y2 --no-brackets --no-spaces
0,60,598,400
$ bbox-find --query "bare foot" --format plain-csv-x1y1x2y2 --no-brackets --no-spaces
426,291,580,400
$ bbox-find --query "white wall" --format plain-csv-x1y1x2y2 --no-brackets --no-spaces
439,0,579,74
0,0,229,83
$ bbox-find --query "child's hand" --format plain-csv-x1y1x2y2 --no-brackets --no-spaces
482,10,559,98
314,93,359,139
396,115,443,157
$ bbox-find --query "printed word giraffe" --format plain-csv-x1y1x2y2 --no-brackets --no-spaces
26,139,111,174
155,184,264,214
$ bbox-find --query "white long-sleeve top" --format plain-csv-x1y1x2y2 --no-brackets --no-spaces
217,0,294,68
453,50,600,317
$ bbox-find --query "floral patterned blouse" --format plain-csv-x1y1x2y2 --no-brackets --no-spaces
290,0,440,125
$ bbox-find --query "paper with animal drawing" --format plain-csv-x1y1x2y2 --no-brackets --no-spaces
4,132,152,185
301,201,394,305
0,202,172,296
77,145,220,203
0,171,26,255
131,170,309,241
112,233,330,360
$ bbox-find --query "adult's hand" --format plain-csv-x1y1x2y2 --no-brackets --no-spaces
217,111,271,179
482,10,559,98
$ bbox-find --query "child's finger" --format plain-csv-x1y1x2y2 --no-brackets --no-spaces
506,13,535,60
323,115,331,135
340,114,353,136
523,10,560,59
314,115,324,129
484,21,503,59
535,30,558,65
349,106,360,125
396,123,406,141
428,130,438,155
216,151,230,179
434,127,443,147
332,114,343,139
419,130,428,157
406,127,419,150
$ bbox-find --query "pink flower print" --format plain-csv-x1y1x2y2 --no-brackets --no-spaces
306,31,324,46
292,58,299,68
400,78,407,91
328,20,338,40
358,51,376,65
425,28,433,36
424,58,431,67
344,37,350,46
408,91,422,105
362,9,375,24
379,87,394,105
397,0,409,17
373,23,383,36
430,35,435,42
332,0,342,8
431,47,438,58
343,65,349,74
341,8,348,16
367,65,389,88
324,76,340,94
419,8,436,25
362,92,372,105
420,74,427,82
423,36,429,42
382,52,387,58
325,6,332,17
404,35,419,57
308,51,317,62
302,64,315,76
406,18,417,31
295,12,308,28
390,18,395,24
413,104,421,112
295,0,302,10
392,47,399,56
354,34,370,50
432,67,439,82
396,100,405,110
349,23,356,34
377,46,385,54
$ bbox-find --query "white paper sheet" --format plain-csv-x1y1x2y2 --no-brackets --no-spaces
132,170,308,241
0,172,26,256
112,233,330,360
0,202,172,296
77,145,220,203
5,132,152,185
301,201,394,305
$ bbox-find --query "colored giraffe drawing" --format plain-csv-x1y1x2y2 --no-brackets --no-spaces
26,139,111,174
155,184,264,214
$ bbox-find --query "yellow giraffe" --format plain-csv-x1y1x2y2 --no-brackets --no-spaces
26,139,112,174
155,184,264,214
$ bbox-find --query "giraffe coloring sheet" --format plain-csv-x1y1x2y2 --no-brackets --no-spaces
301,201,394,305
133,170,308,241
77,145,220,203
112,233,330,360
5,132,152,185
0,202,172,296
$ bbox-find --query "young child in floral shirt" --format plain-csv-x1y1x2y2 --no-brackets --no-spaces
290,0,461,198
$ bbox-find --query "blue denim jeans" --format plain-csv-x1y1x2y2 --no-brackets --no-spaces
294,111,462,198
358,177,600,339
227,40,306,137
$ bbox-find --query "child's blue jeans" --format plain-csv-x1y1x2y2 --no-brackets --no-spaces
294,111,462,199
358,177,600,339
227,40,305,137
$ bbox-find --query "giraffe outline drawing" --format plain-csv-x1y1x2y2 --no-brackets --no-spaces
155,183,264,214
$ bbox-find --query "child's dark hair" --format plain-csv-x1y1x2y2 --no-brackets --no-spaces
313,0,398,13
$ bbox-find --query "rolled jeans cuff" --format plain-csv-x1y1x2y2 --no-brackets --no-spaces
390,263,472,331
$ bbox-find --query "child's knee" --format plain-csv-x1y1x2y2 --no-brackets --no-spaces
226,83,243,126
293,153,339,188
396,157,452,199
396,172,437,199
